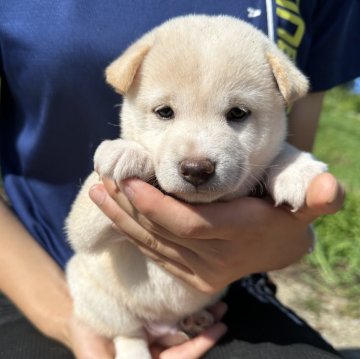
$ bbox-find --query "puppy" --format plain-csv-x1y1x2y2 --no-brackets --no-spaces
66,15,327,359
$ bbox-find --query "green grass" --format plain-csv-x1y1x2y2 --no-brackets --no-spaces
308,87,360,310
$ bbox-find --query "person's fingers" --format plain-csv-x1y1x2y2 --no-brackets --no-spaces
90,184,200,264
154,323,227,359
122,178,218,238
102,178,208,246
120,178,278,238
100,180,233,272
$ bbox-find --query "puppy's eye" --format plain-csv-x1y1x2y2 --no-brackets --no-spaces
226,107,251,122
154,106,175,120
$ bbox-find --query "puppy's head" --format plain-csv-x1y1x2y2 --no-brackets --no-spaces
106,15,309,203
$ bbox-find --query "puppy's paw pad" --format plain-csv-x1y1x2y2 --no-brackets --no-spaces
179,310,214,337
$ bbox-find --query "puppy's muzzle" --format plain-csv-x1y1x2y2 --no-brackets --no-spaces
179,159,215,187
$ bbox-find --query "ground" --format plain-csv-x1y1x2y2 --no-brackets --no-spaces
271,265,360,359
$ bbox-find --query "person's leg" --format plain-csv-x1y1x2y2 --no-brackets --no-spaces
0,293,73,359
205,274,342,359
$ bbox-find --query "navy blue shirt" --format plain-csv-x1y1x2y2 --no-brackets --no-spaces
1,1,360,268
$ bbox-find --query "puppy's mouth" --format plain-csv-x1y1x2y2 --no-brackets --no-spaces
146,176,162,190
146,175,226,203
167,183,239,204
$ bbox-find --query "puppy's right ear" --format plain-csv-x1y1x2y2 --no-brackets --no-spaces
106,36,153,95
267,51,309,105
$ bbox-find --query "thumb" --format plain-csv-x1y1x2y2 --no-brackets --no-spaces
295,172,345,223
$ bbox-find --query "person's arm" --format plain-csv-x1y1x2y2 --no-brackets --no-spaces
0,196,72,343
287,91,325,151
0,196,117,358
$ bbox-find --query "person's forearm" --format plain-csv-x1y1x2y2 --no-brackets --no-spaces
287,92,325,152
0,196,72,346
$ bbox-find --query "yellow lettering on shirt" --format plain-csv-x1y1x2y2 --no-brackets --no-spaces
276,0,300,13
275,0,305,61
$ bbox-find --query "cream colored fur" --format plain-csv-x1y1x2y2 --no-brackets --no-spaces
66,15,327,359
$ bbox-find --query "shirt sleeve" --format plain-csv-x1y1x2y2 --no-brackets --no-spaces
302,0,360,92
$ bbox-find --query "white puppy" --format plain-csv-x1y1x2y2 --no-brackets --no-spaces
66,15,327,359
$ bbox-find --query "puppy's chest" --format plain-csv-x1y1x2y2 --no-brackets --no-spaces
89,244,213,317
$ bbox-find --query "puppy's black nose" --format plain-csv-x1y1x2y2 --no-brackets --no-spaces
179,159,215,186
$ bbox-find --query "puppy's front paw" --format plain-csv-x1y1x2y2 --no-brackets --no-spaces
179,309,214,337
268,146,327,211
94,139,155,185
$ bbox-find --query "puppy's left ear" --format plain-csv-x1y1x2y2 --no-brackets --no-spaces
267,51,309,105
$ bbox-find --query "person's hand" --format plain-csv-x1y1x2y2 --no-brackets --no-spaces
150,301,227,359
89,172,344,293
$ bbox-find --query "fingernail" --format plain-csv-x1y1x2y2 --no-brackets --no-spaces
326,177,339,205
89,185,106,206
123,184,134,200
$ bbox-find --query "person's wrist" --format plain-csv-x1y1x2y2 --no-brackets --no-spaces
32,309,70,350
54,310,73,349
44,312,72,350
34,284,73,349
